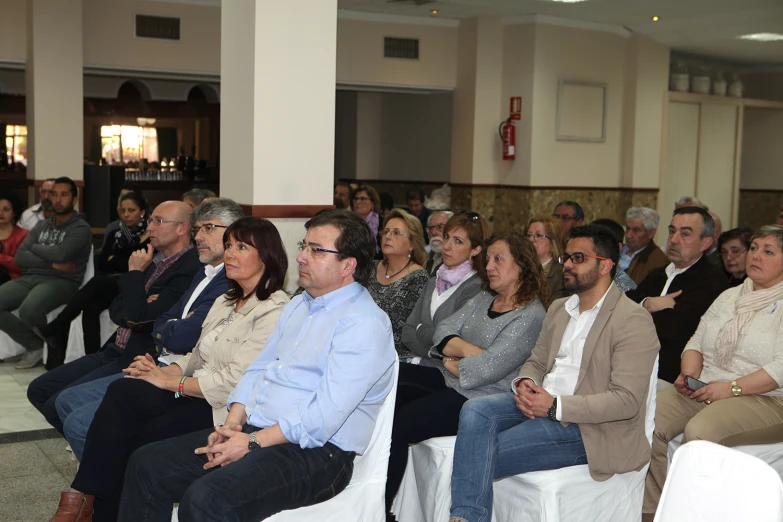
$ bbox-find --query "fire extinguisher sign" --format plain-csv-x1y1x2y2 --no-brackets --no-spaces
509,97,522,120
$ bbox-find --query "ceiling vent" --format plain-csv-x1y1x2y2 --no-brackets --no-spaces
135,14,181,41
384,37,420,59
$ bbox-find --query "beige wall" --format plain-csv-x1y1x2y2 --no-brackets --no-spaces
741,108,783,190
529,25,628,187
337,19,457,89
0,0,26,63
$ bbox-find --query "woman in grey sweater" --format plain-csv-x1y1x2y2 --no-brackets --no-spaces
385,232,549,511
400,211,490,365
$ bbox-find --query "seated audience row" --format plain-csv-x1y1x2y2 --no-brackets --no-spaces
0,178,93,369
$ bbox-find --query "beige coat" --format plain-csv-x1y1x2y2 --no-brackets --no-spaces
518,284,660,481
174,290,289,425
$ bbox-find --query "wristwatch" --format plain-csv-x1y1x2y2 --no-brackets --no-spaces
248,431,261,451
547,396,558,421
731,380,743,397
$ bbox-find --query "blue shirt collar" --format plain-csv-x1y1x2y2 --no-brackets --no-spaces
302,281,364,313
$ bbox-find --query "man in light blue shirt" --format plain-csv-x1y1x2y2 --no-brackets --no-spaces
118,210,396,522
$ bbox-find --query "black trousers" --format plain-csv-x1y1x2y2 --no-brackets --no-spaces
119,426,356,522
72,376,214,522
27,345,123,433
385,362,468,511
40,275,120,355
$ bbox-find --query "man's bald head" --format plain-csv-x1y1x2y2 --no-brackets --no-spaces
148,200,193,257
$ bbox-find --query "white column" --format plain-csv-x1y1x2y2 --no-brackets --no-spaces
25,0,84,182
220,0,338,291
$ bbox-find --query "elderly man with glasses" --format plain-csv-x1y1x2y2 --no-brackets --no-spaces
27,200,202,437
425,211,453,274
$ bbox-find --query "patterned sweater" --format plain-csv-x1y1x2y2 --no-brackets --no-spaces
367,260,429,356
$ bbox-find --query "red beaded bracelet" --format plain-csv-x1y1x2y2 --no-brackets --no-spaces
175,376,187,398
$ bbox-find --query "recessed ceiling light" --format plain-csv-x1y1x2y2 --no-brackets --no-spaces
538,0,590,3
431,9,438,15
651,15,659,22
738,33,783,42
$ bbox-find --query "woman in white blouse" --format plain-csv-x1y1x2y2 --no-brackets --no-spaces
400,211,491,365
644,225,783,516
48,217,290,522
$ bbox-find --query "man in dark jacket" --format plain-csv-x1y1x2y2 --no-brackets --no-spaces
27,200,200,433
50,198,245,461
626,207,729,383
0,177,92,369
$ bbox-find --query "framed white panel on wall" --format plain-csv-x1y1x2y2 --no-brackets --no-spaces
555,80,607,143
696,104,739,229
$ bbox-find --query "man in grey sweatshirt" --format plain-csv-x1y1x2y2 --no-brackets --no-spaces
0,177,92,369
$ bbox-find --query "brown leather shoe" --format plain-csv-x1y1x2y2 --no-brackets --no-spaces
49,492,94,522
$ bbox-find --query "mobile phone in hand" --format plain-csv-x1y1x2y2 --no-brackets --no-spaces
685,375,707,391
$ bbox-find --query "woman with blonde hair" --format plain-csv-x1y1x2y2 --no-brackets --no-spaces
367,208,429,353
526,216,567,307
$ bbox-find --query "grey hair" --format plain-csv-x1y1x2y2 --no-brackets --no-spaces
191,198,244,227
428,210,454,225
182,189,216,205
752,225,783,251
626,207,660,233
675,196,708,210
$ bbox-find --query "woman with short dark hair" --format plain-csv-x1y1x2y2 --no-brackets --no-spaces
718,227,753,287
47,217,290,522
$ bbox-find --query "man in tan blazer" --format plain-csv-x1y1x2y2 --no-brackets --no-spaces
448,224,660,522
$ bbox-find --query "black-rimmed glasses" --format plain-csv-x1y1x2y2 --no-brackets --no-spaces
192,223,228,236
298,241,341,257
147,217,183,226
558,252,612,265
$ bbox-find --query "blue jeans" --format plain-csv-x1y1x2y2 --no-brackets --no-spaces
55,372,124,460
450,393,587,522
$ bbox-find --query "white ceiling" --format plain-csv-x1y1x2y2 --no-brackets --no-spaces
337,0,783,66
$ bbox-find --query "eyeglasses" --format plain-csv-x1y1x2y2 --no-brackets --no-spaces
352,196,371,203
720,248,747,258
147,217,183,226
552,213,575,222
381,228,409,238
427,224,445,233
297,241,341,257
558,252,613,265
456,210,480,221
192,223,228,236
526,233,551,242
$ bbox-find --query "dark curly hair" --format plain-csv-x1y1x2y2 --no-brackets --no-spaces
222,217,288,303
305,209,376,285
484,232,549,308
0,190,25,225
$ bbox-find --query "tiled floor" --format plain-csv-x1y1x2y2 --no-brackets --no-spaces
0,361,50,434
0,361,74,521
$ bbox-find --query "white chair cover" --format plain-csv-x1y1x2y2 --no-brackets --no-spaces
64,310,118,364
173,356,400,522
0,247,94,362
668,434,783,477
655,440,783,522
392,357,659,522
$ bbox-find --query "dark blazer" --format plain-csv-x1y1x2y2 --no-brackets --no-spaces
152,267,229,356
519,284,659,481
545,262,569,309
400,273,482,367
626,255,729,383
625,240,669,286
107,247,201,365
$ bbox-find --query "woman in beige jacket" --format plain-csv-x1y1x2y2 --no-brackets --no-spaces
50,217,290,522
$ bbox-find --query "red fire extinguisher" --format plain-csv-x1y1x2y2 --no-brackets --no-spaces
499,117,515,161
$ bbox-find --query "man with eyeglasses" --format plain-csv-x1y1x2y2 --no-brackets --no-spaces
425,211,453,274
45,198,245,463
119,209,396,521
626,207,729,385
552,200,585,237
28,200,202,436
447,224,659,522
